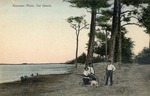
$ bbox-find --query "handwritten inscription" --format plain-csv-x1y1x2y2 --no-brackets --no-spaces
12,4,51,8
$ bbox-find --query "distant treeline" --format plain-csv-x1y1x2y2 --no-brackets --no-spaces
66,53,86,64
66,47,150,64
66,52,103,64
135,47,150,64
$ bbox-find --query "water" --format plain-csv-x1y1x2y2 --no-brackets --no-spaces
0,64,74,83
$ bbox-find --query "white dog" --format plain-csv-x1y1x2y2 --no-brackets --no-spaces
90,80,98,87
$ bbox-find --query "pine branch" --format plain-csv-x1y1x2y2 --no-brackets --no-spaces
79,24,89,31
121,23,141,27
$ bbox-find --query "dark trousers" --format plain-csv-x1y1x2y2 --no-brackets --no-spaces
88,74,96,80
83,77,90,85
105,70,113,85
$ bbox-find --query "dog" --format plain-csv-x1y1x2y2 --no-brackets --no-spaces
90,80,98,87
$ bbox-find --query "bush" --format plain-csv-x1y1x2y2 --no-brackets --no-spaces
66,52,86,64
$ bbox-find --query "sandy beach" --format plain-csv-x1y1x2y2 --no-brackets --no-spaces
0,63,150,96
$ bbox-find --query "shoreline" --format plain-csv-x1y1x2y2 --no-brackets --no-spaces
0,63,71,65
0,64,74,84
0,72,72,85
0,74,71,96
0,73,71,84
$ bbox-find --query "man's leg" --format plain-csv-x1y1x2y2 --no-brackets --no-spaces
105,72,109,85
105,71,110,85
110,71,113,86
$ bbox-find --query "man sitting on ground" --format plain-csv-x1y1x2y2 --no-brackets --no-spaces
83,63,97,86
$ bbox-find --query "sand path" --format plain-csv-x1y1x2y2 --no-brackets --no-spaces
46,64,150,96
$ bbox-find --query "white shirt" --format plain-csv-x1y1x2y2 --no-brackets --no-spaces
106,64,116,71
87,66,95,74
83,70,90,76
83,66,95,76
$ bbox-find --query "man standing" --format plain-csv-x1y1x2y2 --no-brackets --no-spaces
105,60,116,86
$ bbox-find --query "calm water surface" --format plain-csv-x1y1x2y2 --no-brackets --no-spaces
0,64,74,83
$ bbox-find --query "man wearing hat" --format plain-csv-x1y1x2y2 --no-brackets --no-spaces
105,60,116,86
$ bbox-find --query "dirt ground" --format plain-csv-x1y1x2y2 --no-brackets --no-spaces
0,63,150,96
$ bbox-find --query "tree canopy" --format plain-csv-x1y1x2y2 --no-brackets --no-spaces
64,0,110,9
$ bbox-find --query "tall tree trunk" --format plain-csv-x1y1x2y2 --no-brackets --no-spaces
85,9,97,67
108,0,118,63
105,30,108,62
75,33,79,68
149,34,150,49
118,0,122,68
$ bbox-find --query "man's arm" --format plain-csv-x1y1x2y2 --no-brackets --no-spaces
112,65,116,71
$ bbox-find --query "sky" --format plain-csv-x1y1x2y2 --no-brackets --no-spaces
0,0,149,64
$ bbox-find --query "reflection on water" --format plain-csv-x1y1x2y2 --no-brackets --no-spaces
0,64,74,83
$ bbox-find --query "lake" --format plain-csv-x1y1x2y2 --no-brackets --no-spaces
0,64,74,83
